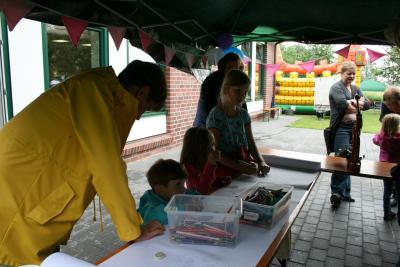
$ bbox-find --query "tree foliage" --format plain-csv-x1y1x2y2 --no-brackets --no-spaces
280,44,334,64
376,46,400,85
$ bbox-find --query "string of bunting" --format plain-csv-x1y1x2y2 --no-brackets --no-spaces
0,0,210,69
263,45,387,77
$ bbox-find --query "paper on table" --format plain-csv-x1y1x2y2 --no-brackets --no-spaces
41,252,96,267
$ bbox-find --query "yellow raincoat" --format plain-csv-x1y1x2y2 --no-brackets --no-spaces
0,67,143,266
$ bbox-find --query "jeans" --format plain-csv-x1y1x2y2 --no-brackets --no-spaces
331,124,353,198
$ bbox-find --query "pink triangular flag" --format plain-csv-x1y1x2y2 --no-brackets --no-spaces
164,45,175,65
1,0,33,31
334,45,351,58
266,63,282,76
299,60,316,73
366,48,386,63
61,16,87,48
185,53,195,68
139,30,152,52
108,26,126,50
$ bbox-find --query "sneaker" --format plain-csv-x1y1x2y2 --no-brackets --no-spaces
384,211,396,221
330,194,341,208
342,196,355,202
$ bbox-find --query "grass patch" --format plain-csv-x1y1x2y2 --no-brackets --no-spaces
287,110,381,133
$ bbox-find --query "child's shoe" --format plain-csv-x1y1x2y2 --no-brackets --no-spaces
384,211,396,221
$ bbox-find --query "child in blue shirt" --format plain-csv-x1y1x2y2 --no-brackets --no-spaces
138,159,196,225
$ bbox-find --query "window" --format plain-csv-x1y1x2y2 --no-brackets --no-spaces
45,25,103,87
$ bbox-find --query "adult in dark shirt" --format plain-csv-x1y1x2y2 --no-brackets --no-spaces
329,61,370,208
193,52,244,127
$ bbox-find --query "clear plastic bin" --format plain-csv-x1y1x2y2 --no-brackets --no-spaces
164,194,242,247
240,183,293,227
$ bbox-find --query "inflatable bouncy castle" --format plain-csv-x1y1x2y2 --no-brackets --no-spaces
274,45,366,114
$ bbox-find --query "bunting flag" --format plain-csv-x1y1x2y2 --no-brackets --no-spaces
108,26,126,50
139,30,152,52
164,45,175,65
299,60,316,73
185,53,195,68
266,63,282,76
61,16,87,47
366,48,386,63
334,45,351,58
0,0,33,31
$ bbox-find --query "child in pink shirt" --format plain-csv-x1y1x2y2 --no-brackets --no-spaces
373,113,400,220
180,127,231,194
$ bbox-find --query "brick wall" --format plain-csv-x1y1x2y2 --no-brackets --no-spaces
165,67,201,145
123,66,201,161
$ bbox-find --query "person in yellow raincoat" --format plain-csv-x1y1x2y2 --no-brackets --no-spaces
0,60,166,266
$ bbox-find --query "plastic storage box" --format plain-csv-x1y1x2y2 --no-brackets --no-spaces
164,194,242,247
240,183,293,227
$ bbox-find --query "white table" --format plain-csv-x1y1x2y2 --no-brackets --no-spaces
97,157,321,267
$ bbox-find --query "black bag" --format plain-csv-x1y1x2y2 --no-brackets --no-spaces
323,127,335,155
323,109,346,155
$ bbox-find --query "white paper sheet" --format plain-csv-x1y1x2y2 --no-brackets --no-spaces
41,252,96,267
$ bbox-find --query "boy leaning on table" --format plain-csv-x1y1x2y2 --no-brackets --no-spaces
137,159,199,225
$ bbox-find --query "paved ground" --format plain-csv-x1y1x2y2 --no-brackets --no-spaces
61,114,400,266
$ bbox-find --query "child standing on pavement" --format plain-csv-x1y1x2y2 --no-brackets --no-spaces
372,113,400,220
180,127,231,194
206,69,270,178
138,159,197,225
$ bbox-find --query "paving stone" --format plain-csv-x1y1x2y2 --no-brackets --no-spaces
302,223,318,233
325,257,344,267
317,221,333,231
333,221,348,230
298,230,315,241
346,244,362,257
381,250,399,264
327,246,345,259
291,225,301,234
315,229,331,240
347,226,362,237
310,203,324,211
363,253,382,266
309,248,327,261
344,254,363,267
294,240,311,252
290,249,308,264
293,217,304,226
308,210,322,217
305,259,325,267
380,240,398,253
329,236,346,248
363,233,379,244
347,235,363,246
331,228,347,238
305,216,320,224
363,243,381,254
363,225,378,235
312,238,329,250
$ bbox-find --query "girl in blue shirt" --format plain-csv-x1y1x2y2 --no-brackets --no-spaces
206,70,270,178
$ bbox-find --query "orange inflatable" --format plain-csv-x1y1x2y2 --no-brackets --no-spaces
279,62,338,75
